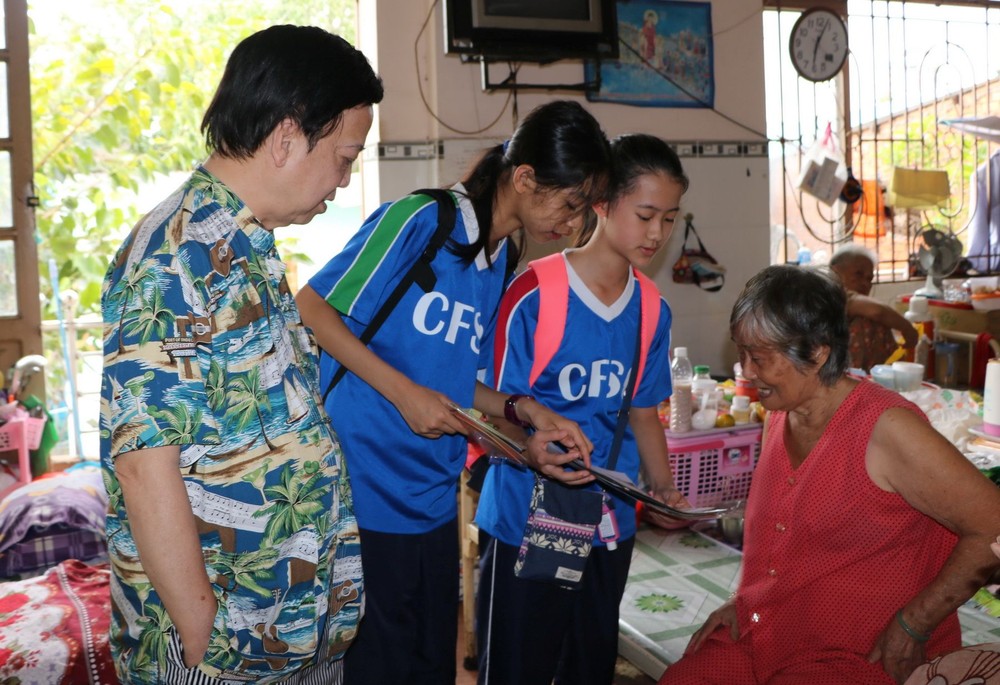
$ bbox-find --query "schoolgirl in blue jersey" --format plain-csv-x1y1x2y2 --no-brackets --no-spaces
475,134,691,685
296,100,611,685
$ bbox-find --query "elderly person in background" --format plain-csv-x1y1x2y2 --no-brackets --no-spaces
660,265,1000,685
830,243,918,370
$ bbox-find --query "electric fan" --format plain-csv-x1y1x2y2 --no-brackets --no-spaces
913,227,963,298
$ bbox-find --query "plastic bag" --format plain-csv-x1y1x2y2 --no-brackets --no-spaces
798,123,848,206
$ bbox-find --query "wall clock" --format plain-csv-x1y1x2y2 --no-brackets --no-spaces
789,8,848,82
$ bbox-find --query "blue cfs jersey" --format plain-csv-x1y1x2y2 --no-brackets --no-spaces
308,186,508,533
476,257,673,546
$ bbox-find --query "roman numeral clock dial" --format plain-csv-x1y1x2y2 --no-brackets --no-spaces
790,8,849,82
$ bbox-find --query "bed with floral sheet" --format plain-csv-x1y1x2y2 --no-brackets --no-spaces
0,463,115,684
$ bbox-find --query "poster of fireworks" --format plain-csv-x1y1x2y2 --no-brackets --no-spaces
586,0,714,108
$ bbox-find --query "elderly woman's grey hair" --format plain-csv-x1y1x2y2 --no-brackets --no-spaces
829,243,877,268
730,265,850,385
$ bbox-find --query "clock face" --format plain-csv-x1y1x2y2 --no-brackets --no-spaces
789,8,848,82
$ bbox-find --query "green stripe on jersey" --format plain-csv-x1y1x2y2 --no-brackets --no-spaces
326,193,446,316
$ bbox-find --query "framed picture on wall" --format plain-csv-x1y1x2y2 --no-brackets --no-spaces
586,0,714,108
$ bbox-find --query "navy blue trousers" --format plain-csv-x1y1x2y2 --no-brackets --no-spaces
476,531,634,685
343,519,458,685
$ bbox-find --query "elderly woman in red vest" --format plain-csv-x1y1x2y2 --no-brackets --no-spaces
660,265,1000,685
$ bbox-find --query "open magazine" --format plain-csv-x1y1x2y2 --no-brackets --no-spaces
449,404,526,463
450,405,728,520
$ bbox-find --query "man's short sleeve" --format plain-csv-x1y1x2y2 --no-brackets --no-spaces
101,231,221,459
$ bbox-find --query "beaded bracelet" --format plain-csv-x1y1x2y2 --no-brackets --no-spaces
504,394,534,428
895,609,931,642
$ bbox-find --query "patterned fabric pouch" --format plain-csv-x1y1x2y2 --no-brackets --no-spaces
514,475,604,589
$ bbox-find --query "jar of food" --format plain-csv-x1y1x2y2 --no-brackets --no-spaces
731,395,751,424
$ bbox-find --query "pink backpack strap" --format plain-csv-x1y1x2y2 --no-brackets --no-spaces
634,268,661,395
527,254,569,389
528,254,662,397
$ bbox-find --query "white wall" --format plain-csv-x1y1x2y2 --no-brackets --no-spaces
360,0,770,374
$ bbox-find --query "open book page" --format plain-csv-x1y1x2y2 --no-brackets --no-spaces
449,404,526,463
567,460,729,520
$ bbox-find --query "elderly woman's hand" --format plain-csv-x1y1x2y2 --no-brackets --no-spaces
684,598,739,655
867,610,929,684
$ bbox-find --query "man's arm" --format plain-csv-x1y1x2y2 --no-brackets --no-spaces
116,446,217,667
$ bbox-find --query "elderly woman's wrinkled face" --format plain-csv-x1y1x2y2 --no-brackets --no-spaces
736,343,823,412
831,256,874,296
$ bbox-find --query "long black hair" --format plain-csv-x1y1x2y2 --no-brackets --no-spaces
201,25,384,159
455,100,610,270
575,133,689,247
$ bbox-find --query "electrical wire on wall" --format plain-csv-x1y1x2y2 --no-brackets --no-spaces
414,0,514,135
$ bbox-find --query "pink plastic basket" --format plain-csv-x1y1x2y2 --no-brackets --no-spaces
0,416,46,452
666,425,763,508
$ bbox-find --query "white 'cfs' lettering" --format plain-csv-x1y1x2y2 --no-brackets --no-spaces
412,292,483,353
557,360,628,400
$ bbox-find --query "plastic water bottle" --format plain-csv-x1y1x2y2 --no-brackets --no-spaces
797,246,812,265
669,347,694,433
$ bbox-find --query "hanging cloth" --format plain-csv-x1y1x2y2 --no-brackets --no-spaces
965,151,1000,272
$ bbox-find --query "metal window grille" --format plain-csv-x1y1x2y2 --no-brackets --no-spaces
766,0,1000,285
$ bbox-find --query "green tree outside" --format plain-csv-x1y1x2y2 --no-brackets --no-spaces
28,0,357,415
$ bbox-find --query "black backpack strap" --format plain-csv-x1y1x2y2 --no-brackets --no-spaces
323,188,457,402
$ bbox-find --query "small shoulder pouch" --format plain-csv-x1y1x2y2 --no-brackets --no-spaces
514,476,604,589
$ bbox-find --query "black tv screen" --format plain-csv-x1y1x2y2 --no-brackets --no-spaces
444,0,619,62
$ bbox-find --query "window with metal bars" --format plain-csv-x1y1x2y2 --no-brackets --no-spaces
765,0,1000,288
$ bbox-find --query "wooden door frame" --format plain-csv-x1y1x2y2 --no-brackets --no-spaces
1,0,43,394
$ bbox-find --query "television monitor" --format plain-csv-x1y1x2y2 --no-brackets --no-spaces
444,0,619,62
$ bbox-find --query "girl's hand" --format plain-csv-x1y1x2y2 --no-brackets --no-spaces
685,599,738,655
522,429,596,485
653,485,688,508
391,381,465,438
516,398,594,467
643,486,691,530
991,534,1000,561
